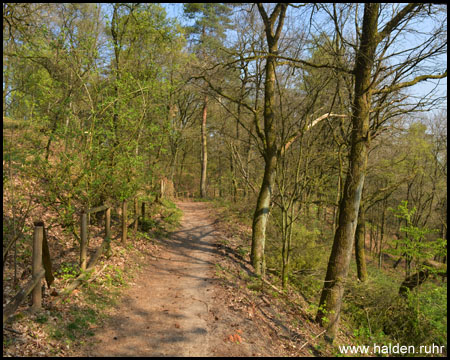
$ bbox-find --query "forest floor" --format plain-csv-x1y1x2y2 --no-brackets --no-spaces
79,201,335,357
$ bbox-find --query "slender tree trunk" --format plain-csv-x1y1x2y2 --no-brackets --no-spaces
244,132,251,198
200,95,208,198
333,146,344,233
251,3,287,276
231,95,241,202
355,205,367,282
316,3,378,342
3,56,9,117
317,197,322,221
179,149,186,187
405,254,412,277
230,145,238,202
251,150,277,276
378,204,386,269
170,146,178,183
280,205,290,289
111,3,121,165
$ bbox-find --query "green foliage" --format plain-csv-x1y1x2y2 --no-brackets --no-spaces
58,262,79,281
140,218,158,232
3,4,447,356
137,199,181,237
102,266,125,287
47,305,97,342
236,245,249,258
343,260,447,350
35,314,49,324
3,2,188,239
266,213,327,300
157,199,183,228
381,288,447,348
183,3,232,50
417,284,447,346
388,201,446,268
247,277,263,292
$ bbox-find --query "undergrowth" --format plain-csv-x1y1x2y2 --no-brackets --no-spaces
210,197,447,357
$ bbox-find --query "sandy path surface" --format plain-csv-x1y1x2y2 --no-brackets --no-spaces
84,202,223,356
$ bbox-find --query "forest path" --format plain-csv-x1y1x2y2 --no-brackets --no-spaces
82,201,271,357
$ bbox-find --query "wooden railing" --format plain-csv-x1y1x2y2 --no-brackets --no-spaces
3,196,149,323
3,222,50,322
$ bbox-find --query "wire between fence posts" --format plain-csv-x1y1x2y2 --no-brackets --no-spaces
32,222,44,311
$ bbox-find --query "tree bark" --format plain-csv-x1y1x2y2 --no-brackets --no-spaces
251,3,287,276
230,145,237,202
355,205,367,282
399,260,447,297
200,95,208,198
251,150,277,276
378,203,386,269
316,3,379,342
3,54,9,117
111,4,121,150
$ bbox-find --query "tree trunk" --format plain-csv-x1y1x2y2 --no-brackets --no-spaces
251,150,277,276
251,4,287,276
3,55,9,117
378,203,386,269
230,146,238,202
399,260,447,297
200,95,208,198
316,3,379,343
170,146,178,183
355,205,367,282
112,4,120,149
244,132,251,198
281,207,290,289
333,146,344,233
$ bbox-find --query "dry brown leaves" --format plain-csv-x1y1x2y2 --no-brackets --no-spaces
3,223,162,357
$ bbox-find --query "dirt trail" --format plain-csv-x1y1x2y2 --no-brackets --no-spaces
83,201,272,357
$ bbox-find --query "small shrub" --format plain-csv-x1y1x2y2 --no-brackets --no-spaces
58,262,79,280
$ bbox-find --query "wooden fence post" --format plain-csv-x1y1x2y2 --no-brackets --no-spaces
141,202,145,222
32,222,44,311
105,207,111,240
122,200,127,244
80,212,88,271
134,198,138,232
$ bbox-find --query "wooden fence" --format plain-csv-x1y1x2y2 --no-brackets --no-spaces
3,197,149,323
